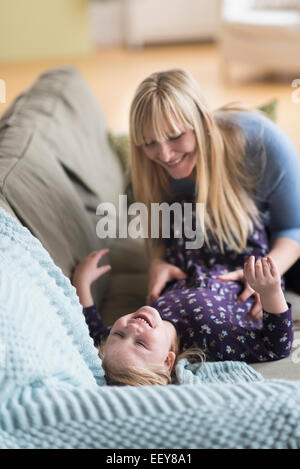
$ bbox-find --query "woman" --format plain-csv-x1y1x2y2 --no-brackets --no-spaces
129,69,300,319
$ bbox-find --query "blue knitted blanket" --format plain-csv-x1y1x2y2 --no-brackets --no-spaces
0,207,300,449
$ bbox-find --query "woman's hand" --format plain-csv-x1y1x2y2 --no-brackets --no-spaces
72,249,111,307
217,267,263,322
147,258,187,304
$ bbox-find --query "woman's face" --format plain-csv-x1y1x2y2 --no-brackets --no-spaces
141,128,197,179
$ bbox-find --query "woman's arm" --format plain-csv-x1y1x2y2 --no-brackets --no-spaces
147,241,187,303
232,111,300,256
268,236,300,276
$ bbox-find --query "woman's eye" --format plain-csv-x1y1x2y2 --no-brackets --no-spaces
169,133,183,141
113,332,123,338
144,141,155,147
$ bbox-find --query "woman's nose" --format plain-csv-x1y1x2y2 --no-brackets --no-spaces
157,142,174,163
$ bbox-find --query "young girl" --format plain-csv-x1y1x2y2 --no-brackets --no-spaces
72,217,293,386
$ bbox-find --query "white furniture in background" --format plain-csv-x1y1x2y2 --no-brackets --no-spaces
89,0,222,47
89,0,125,46
124,0,222,47
219,0,300,80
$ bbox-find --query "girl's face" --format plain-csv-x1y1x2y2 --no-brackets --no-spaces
103,306,177,372
141,128,197,179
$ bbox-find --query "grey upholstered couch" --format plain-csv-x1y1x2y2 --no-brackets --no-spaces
0,66,299,380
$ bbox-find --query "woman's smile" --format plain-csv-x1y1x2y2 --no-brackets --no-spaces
142,129,197,179
165,153,188,168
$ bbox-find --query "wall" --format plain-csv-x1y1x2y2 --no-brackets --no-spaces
0,0,92,62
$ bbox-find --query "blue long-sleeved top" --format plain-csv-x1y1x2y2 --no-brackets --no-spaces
171,111,300,247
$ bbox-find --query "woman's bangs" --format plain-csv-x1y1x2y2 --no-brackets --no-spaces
133,95,192,146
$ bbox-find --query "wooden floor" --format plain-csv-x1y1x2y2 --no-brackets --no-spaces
0,42,299,152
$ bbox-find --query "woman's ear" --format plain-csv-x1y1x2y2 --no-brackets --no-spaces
164,351,176,373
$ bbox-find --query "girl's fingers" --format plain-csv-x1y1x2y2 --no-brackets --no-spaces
261,257,270,277
97,264,111,276
266,255,277,277
89,249,110,267
89,248,110,257
254,258,264,281
96,249,110,258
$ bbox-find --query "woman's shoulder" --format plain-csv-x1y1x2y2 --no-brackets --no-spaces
227,110,298,163
225,110,278,140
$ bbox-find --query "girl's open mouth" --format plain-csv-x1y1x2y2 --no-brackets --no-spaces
133,313,152,328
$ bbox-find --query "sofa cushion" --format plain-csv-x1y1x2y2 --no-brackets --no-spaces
0,66,124,204
0,66,124,307
1,132,97,262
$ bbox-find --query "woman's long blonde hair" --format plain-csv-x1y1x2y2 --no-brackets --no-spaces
129,69,265,254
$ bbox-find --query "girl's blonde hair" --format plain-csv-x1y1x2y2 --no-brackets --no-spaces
129,69,265,254
98,336,205,386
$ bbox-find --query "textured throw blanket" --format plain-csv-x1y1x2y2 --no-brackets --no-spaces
0,207,300,449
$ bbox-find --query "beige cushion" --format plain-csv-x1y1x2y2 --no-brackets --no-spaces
0,66,125,308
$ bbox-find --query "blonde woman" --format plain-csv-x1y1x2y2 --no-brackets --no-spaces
129,69,300,317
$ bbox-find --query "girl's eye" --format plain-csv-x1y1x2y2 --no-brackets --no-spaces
136,341,147,349
113,332,123,338
144,141,155,147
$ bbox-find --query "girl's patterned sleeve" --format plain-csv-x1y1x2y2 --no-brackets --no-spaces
195,304,294,364
82,305,111,347
247,303,294,362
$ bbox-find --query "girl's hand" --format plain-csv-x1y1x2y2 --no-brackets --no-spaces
244,255,281,295
147,259,187,304
72,249,111,290
217,267,263,322
244,255,288,314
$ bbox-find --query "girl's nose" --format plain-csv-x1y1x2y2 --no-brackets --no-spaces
127,321,143,333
